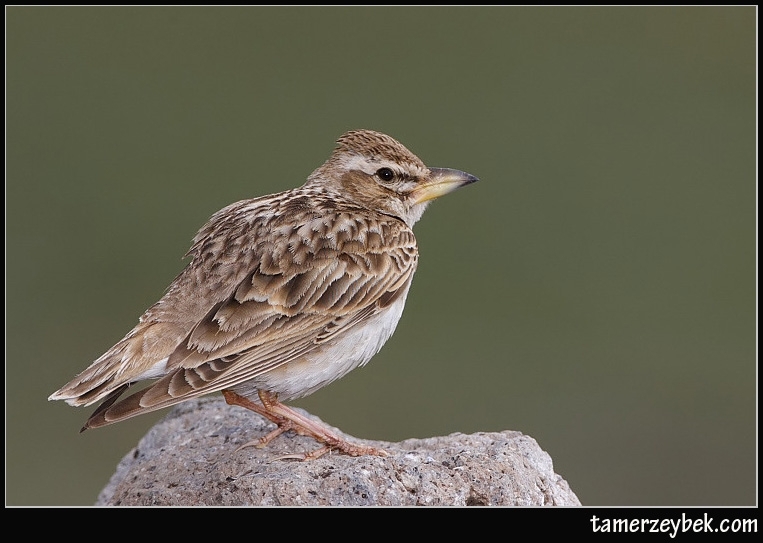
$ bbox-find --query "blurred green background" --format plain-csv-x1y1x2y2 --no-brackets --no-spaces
6,7,755,506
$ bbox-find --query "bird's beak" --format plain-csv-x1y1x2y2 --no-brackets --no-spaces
412,168,479,205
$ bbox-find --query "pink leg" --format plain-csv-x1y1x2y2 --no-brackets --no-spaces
222,389,387,460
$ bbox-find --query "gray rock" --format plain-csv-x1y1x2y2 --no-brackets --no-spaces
96,397,580,506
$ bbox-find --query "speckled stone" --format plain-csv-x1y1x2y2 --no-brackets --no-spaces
96,397,580,506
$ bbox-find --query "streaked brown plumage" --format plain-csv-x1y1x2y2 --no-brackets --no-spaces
49,129,478,459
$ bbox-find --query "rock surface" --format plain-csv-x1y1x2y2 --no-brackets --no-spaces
96,397,580,506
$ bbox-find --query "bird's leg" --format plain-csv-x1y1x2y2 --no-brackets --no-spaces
257,390,388,458
222,389,296,449
222,389,286,426
222,389,387,460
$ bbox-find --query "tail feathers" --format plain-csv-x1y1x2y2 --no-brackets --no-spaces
80,382,172,431
78,383,131,432
50,325,175,408
80,367,224,430
49,357,129,408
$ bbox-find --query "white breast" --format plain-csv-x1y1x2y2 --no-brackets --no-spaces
235,288,411,401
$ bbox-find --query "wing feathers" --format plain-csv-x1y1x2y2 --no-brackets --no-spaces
74,205,418,428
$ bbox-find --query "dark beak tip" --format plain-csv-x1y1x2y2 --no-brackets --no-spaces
430,167,480,185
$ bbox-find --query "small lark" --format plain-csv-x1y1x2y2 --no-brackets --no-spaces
49,129,478,459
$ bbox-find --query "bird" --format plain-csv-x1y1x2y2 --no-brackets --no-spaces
49,129,478,460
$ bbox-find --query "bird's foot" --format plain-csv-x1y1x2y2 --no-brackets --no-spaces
222,389,387,460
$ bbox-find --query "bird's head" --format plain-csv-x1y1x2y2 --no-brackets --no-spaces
308,129,478,227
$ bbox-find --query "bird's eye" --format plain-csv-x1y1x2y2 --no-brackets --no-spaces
376,168,395,182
